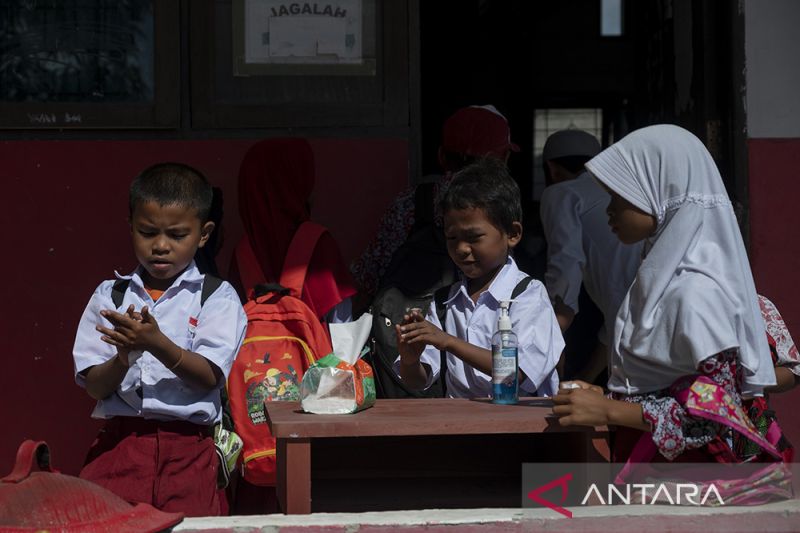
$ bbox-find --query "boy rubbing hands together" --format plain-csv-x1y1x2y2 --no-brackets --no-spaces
72,163,247,516
395,158,564,398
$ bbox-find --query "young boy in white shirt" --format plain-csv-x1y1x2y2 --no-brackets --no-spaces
72,163,247,516
395,158,564,398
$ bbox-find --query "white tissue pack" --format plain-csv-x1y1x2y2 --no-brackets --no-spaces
300,313,376,414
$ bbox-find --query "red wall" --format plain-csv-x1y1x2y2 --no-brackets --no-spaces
748,138,800,454
0,138,408,475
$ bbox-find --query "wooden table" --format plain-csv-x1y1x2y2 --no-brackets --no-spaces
265,397,609,514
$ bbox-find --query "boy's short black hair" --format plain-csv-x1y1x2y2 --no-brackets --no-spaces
129,163,213,222
542,155,593,182
440,157,522,234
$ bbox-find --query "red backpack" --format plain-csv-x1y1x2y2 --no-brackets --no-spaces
228,222,333,486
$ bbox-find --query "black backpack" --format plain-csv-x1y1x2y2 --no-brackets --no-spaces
367,273,533,399
365,181,456,398
367,284,451,398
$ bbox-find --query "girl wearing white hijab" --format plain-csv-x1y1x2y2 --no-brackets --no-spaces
552,124,786,464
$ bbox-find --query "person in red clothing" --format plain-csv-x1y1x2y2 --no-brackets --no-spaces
227,138,358,514
350,105,519,303
759,294,800,393
229,137,356,322
734,294,799,462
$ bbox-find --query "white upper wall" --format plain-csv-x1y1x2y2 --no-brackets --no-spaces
745,0,800,138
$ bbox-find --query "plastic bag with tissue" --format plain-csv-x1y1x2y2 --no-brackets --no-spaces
300,313,376,414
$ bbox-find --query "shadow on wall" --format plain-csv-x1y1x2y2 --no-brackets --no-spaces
0,137,408,475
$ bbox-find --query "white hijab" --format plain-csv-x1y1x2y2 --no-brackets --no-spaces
585,124,775,396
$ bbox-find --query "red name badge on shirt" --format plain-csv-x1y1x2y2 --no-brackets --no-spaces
188,316,198,334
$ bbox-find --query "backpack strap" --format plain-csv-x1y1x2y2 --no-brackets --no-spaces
279,221,329,298
110,274,222,309
200,275,224,306
510,276,533,303
111,279,130,309
433,283,454,398
433,284,451,326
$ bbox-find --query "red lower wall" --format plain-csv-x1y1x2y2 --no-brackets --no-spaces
748,137,800,455
0,138,408,475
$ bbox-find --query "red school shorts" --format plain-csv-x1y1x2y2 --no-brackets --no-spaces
79,417,221,517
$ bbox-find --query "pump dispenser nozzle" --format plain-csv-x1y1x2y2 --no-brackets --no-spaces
497,300,513,331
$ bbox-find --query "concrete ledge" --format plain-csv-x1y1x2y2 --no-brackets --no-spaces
175,499,800,532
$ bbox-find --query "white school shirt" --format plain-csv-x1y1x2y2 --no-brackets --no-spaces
396,257,563,398
540,172,642,342
73,262,247,424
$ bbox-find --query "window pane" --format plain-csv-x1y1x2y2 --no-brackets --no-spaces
532,108,602,200
601,0,623,37
0,0,154,103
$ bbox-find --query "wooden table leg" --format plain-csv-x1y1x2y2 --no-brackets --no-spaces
276,438,311,514
590,431,611,462
569,431,611,507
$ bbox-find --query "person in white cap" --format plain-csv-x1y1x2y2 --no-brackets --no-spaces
539,129,642,383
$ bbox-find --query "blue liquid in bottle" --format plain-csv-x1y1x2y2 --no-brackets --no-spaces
491,302,518,404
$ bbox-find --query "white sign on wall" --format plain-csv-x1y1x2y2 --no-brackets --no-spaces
244,1,363,65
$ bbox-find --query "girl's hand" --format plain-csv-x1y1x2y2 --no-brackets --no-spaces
552,388,613,427
97,305,164,353
559,380,604,394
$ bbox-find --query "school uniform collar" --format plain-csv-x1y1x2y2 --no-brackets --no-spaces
446,256,517,306
114,261,204,291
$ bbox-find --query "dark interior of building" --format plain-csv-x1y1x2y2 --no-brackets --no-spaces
419,0,744,205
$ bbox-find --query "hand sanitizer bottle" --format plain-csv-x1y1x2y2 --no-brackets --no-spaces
491,300,518,404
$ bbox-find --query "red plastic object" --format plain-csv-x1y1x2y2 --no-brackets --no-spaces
0,440,183,532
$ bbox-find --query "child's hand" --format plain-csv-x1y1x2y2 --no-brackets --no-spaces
400,308,425,326
551,387,611,427
559,380,604,394
97,305,163,353
396,325,424,366
100,304,135,366
396,315,452,352
125,304,143,322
